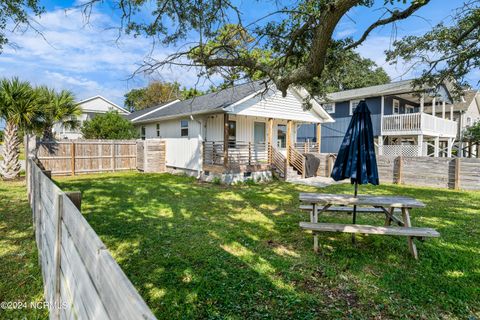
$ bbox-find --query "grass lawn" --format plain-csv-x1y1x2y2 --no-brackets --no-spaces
0,180,48,320
55,172,478,319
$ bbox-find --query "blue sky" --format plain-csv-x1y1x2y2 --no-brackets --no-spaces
0,0,477,108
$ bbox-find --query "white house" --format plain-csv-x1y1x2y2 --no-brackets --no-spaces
53,95,130,139
127,81,333,182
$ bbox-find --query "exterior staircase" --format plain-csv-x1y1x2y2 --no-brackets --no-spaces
269,145,306,181
285,166,303,181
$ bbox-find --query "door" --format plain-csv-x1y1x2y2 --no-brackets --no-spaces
254,122,266,145
228,120,236,147
277,124,287,149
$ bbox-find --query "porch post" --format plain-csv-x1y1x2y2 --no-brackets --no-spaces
223,113,229,167
380,95,385,135
418,135,424,156
450,105,454,120
286,120,293,164
447,138,453,158
420,94,425,114
432,97,436,116
267,118,274,163
316,123,321,153
434,136,440,157
378,136,383,156
442,100,446,119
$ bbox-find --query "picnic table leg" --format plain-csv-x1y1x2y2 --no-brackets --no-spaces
312,203,319,252
401,207,418,260
384,207,394,226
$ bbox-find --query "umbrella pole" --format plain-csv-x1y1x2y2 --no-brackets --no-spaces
352,181,358,244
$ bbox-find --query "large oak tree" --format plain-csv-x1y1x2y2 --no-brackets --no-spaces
81,0,428,96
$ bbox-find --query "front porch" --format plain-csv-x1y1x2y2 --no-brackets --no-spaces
202,114,321,179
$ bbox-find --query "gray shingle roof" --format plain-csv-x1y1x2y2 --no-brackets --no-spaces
453,90,479,112
130,81,266,123
124,101,173,120
322,80,416,102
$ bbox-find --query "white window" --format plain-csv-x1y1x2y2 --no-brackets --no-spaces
180,120,189,137
393,99,400,114
466,117,472,126
405,104,415,114
156,123,160,137
140,126,146,140
350,100,361,115
323,103,335,114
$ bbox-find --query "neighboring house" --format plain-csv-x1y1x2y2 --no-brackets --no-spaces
317,80,458,157
127,81,333,182
53,95,130,139
426,90,479,157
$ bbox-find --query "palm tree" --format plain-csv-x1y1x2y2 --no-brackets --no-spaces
0,78,40,180
36,86,81,140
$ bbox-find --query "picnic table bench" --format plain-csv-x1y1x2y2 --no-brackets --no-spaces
299,193,440,259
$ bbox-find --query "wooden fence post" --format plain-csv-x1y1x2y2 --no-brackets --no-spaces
454,158,461,190
65,191,82,211
396,156,403,184
42,170,52,179
112,143,116,171
71,142,76,176
53,192,63,319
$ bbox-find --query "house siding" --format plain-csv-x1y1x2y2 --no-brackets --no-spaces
231,89,322,123
317,97,382,153
140,118,202,139
204,114,294,147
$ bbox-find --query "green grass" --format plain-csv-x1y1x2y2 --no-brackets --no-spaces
0,180,48,320
4,171,477,319
54,172,480,319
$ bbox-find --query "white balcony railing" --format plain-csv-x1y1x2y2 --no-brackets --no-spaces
382,113,457,137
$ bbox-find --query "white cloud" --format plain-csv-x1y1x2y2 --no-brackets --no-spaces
0,8,207,105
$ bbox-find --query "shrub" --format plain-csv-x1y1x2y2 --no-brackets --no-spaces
81,111,138,139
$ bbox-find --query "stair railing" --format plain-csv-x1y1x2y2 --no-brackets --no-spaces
288,146,306,178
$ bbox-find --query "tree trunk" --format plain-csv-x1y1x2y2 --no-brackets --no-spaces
43,125,54,141
0,120,22,180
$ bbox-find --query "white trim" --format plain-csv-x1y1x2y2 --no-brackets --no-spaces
350,100,361,115
131,99,181,122
393,99,400,114
322,102,335,114
405,104,415,114
77,95,130,114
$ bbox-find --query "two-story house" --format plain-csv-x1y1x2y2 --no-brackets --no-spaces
53,95,130,139
317,80,458,157
426,89,479,157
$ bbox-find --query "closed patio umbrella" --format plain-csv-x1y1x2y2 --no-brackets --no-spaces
330,100,379,242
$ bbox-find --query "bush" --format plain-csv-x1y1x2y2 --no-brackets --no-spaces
81,111,138,139
0,130,3,142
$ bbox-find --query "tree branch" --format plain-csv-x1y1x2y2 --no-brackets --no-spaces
345,0,431,50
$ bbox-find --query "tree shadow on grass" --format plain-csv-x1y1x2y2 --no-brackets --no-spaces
57,173,480,319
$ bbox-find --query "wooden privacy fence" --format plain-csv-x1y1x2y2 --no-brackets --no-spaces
37,140,137,175
27,159,157,320
314,153,480,191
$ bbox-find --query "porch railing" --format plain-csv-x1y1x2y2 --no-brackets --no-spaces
288,146,306,178
203,141,268,166
294,141,319,153
382,113,458,136
269,144,287,178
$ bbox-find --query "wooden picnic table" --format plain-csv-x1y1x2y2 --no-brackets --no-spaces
299,193,440,259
